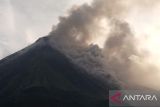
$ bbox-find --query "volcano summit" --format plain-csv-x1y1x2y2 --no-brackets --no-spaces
0,37,119,107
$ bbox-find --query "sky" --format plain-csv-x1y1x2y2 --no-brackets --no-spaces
0,0,92,59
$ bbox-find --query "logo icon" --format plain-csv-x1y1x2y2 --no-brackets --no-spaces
110,91,122,104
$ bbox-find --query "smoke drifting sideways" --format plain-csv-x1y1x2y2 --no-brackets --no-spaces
49,0,160,90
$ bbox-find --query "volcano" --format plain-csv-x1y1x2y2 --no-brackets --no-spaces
0,37,119,107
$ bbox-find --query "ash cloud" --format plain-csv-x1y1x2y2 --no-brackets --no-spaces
48,0,160,89
103,20,137,80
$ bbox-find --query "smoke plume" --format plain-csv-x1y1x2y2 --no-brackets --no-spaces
48,0,160,90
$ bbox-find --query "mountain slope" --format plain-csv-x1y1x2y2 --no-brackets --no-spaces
0,37,119,107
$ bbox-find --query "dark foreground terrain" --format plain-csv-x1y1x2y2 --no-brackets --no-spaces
0,37,119,107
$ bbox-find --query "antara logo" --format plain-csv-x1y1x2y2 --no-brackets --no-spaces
109,90,159,106
123,94,157,101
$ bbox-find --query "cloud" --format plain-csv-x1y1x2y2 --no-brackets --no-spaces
49,0,160,89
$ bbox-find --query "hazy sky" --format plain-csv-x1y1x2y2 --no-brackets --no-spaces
0,0,92,59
